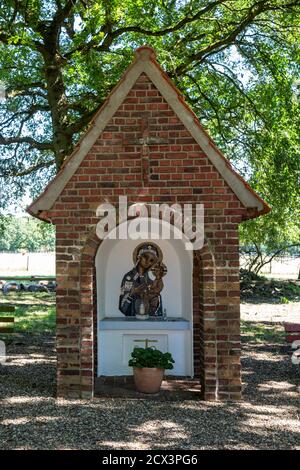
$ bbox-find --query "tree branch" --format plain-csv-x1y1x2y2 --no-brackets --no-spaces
207,61,268,125
255,244,300,274
5,81,47,97
0,159,56,178
172,0,292,76
0,134,54,151
66,105,102,135
185,73,227,142
64,0,228,58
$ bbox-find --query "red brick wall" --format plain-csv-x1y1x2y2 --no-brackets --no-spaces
51,73,245,400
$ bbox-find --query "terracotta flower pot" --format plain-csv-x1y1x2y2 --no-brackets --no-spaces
133,367,164,394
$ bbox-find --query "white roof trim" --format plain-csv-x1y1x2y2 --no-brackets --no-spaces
29,47,265,216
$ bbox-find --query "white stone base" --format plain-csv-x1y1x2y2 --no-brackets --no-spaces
98,318,193,376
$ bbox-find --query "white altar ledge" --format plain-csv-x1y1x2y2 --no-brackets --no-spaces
99,317,190,330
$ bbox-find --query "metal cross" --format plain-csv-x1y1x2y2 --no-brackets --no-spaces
134,338,158,348
124,118,168,184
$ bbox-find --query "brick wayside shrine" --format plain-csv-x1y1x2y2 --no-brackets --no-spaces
27,46,270,400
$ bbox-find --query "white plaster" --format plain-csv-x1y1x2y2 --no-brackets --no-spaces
99,318,190,330
98,330,192,376
95,219,194,377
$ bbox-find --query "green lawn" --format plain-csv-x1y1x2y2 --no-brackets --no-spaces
0,291,287,344
0,292,56,335
241,320,285,344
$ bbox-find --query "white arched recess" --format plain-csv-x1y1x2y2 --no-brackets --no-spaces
95,218,194,377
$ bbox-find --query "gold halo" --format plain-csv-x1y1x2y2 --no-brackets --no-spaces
133,242,163,264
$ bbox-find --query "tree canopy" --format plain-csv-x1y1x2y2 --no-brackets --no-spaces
0,215,55,251
0,0,299,255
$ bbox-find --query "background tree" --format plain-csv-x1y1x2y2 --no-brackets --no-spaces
0,0,299,264
0,216,55,251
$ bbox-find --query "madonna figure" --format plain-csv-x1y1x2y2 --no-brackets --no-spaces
119,242,167,317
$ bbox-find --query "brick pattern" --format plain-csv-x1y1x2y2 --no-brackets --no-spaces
51,73,246,400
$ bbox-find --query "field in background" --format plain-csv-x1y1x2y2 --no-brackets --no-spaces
0,252,299,279
240,255,300,279
0,252,55,276
0,288,299,337
0,252,298,337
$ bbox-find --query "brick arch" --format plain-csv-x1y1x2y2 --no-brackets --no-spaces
193,242,218,400
78,224,217,399
79,230,103,398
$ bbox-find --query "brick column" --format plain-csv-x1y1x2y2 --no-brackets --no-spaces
55,227,81,398
215,222,242,400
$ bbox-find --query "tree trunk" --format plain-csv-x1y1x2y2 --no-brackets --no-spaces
39,19,73,171
44,57,72,170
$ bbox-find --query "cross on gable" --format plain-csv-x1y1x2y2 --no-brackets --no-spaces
123,117,169,184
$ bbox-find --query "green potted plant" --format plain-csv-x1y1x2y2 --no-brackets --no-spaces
128,347,175,394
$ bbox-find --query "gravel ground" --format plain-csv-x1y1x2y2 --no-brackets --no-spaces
1,327,299,451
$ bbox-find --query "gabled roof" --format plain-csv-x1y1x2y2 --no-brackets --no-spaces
27,46,270,220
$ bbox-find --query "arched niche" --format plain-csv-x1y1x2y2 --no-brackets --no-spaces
95,218,193,321
95,218,194,377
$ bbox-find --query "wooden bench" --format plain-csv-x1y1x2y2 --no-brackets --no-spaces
284,322,300,344
0,305,15,333
284,322,300,365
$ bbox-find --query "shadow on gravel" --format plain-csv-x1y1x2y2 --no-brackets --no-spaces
242,343,300,403
0,333,299,449
0,334,56,398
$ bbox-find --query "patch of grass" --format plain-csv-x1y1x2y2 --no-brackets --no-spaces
13,304,56,333
284,283,300,295
0,291,56,335
0,291,55,306
241,320,285,344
